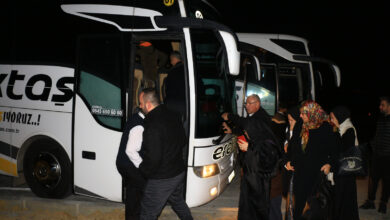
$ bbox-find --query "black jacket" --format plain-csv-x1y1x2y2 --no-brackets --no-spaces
228,107,273,137
164,62,186,117
139,105,186,179
373,114,390,156
165,62,185,102
115,112,145,187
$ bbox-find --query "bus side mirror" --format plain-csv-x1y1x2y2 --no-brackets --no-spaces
331,64,341,87
293,55,341,87
218,31,240,75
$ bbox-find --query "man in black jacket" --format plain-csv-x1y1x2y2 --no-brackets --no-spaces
222,94,273,138
138,88,193,220
116,108,146,220
222,94,280,219
164,51,186,118
361,96,390,213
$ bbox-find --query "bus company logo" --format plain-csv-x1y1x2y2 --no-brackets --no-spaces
0,70,74,104
163,0,174,7
213,142,233,160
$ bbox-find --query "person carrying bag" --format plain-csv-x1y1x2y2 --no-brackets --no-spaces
330,106,360,220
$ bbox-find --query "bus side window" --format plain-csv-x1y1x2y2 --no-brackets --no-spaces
77,36,125,129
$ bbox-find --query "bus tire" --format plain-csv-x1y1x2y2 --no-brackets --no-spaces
23,141,72,199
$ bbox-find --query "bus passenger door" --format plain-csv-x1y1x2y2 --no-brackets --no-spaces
235,54,259,117
73,36,126,202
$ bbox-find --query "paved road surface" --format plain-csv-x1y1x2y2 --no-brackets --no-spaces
1,172,390,219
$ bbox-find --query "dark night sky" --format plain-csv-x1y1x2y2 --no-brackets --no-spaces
209,1,389,93
208,1,389,140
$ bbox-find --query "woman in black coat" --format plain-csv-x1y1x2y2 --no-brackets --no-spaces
285,100,340,219
330,106,360,220
282,106,302,217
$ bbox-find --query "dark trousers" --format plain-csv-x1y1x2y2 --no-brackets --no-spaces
125,183,144,220
140,172,193,220
269,195,282,220
368,156,390,203
121,166,146,220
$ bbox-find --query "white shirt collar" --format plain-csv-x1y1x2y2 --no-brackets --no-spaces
138,111,145,119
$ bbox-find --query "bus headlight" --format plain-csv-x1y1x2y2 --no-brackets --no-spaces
193,163,220,178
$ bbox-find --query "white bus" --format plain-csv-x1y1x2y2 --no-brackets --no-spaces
234,33,341,116
0,0,240,207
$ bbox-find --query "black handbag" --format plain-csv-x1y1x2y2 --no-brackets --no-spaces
337,144,367,176
302,173,333,220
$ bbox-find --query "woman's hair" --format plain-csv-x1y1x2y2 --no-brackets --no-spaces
331,105,350,124
287,106,300,121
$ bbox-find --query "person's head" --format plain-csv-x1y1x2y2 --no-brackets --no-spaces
299,100,329,150
379,96,390,115
139,88,160,114
278,101,288,114
245,94,261,115
299,100,328,125
170,51,182,66
330,105,351,128
287,106,300,125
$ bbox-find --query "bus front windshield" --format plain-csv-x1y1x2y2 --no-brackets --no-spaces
191,29,236,138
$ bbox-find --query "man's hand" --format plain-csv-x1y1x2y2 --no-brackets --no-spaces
237,139,248,152
222,122,232,134
285,161,295,171
221,112,229,121
321,164,331,175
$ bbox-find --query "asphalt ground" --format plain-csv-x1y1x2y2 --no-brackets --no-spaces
1,172,390,220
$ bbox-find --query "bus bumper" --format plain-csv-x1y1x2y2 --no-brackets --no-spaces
185,153,236,208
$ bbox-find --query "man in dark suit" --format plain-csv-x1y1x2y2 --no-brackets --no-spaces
138,88,193,220
116,107,146,220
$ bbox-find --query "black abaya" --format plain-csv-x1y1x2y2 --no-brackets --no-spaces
333,128,360,220
289,122,339,219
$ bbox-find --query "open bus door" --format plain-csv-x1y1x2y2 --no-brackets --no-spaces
73,35,126,201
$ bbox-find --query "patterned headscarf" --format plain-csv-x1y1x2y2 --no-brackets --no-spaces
300,100,330,151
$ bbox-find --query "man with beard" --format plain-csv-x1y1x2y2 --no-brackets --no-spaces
138,88,193,220
360,96,390,213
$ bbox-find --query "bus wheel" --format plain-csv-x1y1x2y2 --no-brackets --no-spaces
23,142,72,199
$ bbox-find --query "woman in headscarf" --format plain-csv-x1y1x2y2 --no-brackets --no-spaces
285,100,340,219
330,106,360,220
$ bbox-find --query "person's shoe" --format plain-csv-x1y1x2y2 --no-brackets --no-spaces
378,202,387,214
360,200,375,209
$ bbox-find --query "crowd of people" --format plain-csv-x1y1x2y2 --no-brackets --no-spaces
115,57,390,220
221,95,390,220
